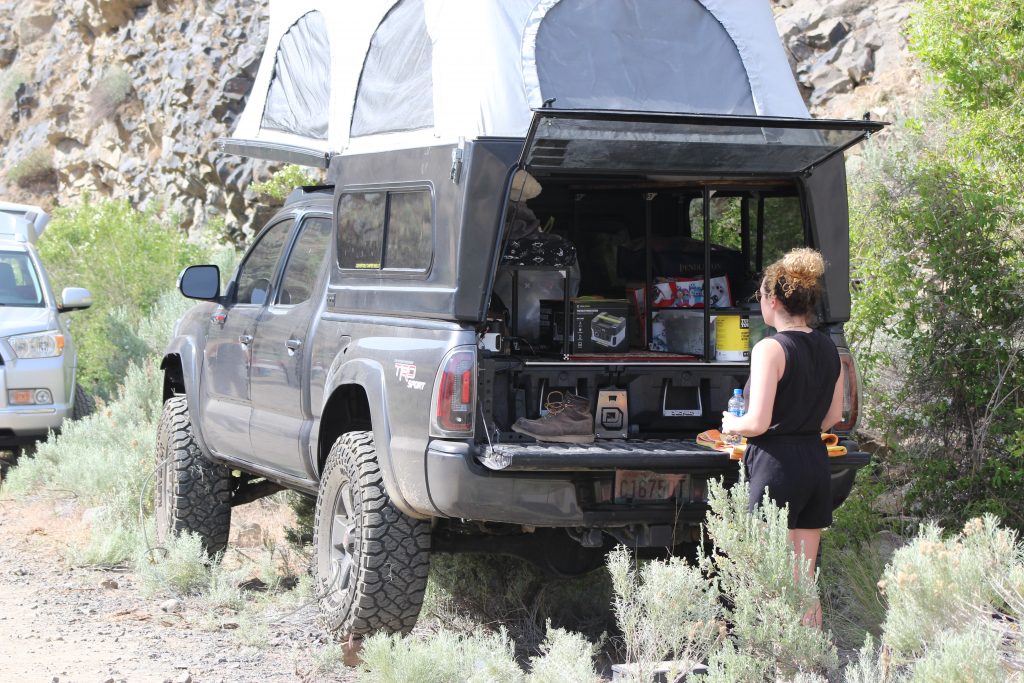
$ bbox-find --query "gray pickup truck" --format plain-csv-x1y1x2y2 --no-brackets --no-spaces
158,109,880,643
157,0,884,644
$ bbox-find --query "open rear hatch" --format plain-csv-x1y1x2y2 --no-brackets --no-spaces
475,110,881,494
519,109,884,177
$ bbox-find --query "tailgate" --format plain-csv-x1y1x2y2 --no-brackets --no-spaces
478,438,871,475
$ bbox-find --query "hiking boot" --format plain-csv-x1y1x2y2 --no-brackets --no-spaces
512,392,594,444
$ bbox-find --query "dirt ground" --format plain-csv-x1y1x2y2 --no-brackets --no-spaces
0,498,359,683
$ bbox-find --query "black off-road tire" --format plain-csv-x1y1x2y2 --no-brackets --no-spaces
71,383,95,420
154,395,233,556
314,431,431,639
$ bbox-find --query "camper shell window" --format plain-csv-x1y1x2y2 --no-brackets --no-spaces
336,189,433,272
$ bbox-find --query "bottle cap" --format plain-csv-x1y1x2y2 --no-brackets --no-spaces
733,388,742,395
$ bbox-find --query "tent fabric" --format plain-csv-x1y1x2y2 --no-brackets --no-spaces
261,10,332,139
229,0,809,161
526,0,755,115
350,0,434,137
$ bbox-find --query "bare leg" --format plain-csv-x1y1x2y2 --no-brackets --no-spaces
789,528,822,627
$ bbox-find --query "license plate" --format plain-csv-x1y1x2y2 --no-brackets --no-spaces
614,471,686,503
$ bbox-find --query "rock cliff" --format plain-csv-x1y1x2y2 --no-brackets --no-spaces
0,0,918,237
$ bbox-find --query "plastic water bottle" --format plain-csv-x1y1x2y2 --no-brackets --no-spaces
725,389,745,445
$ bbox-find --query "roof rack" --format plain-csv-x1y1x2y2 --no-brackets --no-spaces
0,202,49,244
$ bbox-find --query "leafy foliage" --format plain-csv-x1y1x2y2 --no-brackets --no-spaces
250,164,320,201
848,515,1024,681
849,8,1024,529
36,198,218,398
909,0,1024,112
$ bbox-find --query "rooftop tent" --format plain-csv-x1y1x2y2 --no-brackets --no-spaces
223,0,811,166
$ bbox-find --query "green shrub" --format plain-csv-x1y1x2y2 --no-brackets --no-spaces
699,476,838,681
909,0,1024,113
90,65,132,120
2,359,161,566
137,530,215,596
879,516,1018,658
358,629,523,683
526,625,599,683
3,359,160,510
848,0,1024,532
8,147,55,187
849,515,1024,681
250,164,320,201
848,108,1024,529
283,491,315,549
37,199,215,398
608,546,722,682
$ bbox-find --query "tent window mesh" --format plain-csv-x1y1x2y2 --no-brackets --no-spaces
261,11,331,139
351,0,434,137
535,0,755,115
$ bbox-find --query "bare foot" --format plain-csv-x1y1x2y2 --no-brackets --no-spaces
801,600,823,628
343,634,364,667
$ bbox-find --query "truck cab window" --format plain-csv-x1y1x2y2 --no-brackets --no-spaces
236,219,293,305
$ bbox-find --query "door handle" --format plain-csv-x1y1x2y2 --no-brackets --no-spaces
239,334,253,345
286,338,303,352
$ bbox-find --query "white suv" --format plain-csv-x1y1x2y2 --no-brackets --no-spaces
0,203,93,454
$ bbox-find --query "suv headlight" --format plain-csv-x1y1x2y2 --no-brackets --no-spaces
8,331,65,358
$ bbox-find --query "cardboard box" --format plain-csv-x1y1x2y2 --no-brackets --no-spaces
540,299,630,353
628,275,733,311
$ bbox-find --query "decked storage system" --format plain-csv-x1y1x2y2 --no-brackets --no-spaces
222,0,879,537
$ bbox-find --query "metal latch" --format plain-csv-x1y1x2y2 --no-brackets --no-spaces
450,140,465,183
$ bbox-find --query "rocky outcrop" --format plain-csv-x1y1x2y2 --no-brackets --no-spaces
0,0,918,237
0,0,282,237
773,0,921,120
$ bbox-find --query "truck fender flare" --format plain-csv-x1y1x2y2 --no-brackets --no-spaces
321,357,415,517
160,337,215,460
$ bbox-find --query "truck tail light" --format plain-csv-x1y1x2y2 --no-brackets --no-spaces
431,348,476,436
834,349,859,433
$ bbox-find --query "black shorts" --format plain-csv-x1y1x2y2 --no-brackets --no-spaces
744,435,832,529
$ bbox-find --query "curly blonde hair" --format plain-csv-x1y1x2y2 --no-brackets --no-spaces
762,248,826,317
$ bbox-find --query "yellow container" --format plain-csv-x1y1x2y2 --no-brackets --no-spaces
715,315,749,361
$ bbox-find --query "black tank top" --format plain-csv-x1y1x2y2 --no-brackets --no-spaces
760,330,840,436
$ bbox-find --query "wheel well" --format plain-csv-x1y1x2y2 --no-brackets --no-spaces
161,355,185,400
318,384,372,475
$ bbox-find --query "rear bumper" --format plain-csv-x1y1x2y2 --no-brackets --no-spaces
425,438,870,527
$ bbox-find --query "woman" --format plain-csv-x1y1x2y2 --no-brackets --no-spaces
721,248,845,627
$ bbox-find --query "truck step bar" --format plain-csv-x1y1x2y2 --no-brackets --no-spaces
478,439,870,473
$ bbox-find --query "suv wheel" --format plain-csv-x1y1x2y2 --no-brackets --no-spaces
154,395,233,556
71,384,95,420
314,431,430,639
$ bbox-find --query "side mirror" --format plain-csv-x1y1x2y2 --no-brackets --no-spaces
59,287,92,312
178,265,221,300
